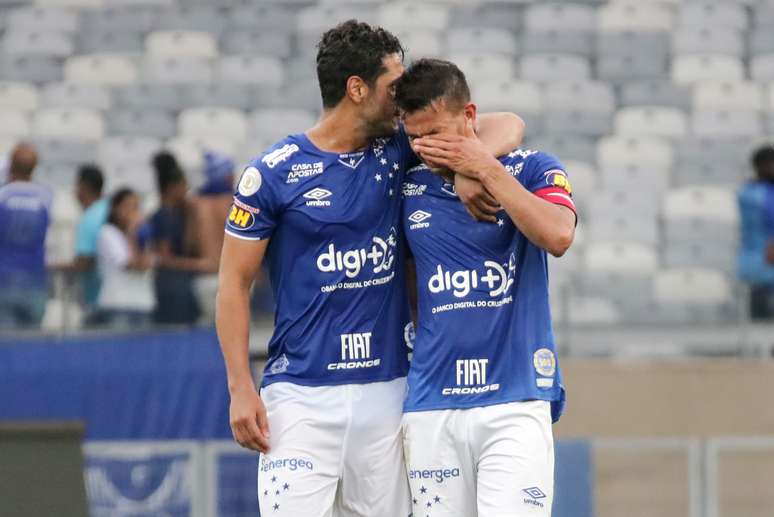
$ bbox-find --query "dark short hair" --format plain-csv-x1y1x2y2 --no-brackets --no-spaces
394,58,471,115
752,144,774,170
316,19,404,109
77,164,104,196
152,151,185,196
107,187,135,228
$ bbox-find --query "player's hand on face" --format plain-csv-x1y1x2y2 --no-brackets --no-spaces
412,119,499,180
454,174,500,223
229,385,271,453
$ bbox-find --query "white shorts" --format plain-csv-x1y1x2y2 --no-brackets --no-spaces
258,378,411,517
402,400,554,517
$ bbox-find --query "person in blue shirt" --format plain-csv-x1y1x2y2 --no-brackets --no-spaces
216,20,524,517
738,145,774,319
395,59,577,516
0,143,52,329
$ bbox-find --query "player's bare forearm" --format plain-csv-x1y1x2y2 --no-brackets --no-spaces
479,163,575,257
477,112,525,157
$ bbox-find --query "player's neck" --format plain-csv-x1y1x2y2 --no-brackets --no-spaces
306,107,370,154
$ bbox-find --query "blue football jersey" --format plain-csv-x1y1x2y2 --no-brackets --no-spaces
227,130,417,388
402,149,575,422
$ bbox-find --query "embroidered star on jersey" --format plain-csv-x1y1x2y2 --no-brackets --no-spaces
380,158,387,165
375,174,382,182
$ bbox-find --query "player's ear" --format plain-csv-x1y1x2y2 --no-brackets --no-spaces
345,76,368,105
463,103,477,135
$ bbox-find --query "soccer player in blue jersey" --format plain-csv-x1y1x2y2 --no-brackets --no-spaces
215,21,524,516
395,59,577,516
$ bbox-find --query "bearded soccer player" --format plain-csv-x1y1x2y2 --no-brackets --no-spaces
396,59,576,516
216,21,524,516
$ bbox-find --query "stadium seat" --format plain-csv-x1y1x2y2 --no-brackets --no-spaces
586,187,660,220
672,27,744,57
34,0,103,8
614,107,688,139
545,81,615,111
378,3,450,32
40,82,112,111
751,54,774,81
447,53,516,84
215,56,284,87
690,110,762,138
524,3,596,32
676,1,748,31
752,2,774,28
565,296,623,326
447,28,517,56
526,134,597,164
662,186,738,246
0,55,62,83
141,57,212,84
672,137,751,186
473,80,543,117
145,31,218,59
154,5,224,33
398,31,444,59
580,242,659,304
597,136,673,172
224,5,294,31
262,82,322,113
596,30,670,57
2,30,74,58
449,4,522,31
6,6,79,32
32,108,104,141
597,2,674,32
249,108,317,144
97,136,162,169
296,5,379,50
587,213,660,247
543,110,611,137
220,29,293,59
181,83,263,112
520,54,591,81
619,80,691,109
113,83,187,111
749,28,774,56
672,54,745,84
103,0,172,6
35,163,77,191
33,138,97,167
0,81,39,111
663,242,736,275
521,30,594,56
178,108,248,143
165,136,237,183
596,54,669,83
0,108,31,138
79,5,157,33
108,109,177,139
64,54,138,85
653,268,733,306
76,30,144,54
560,160,596,208
107,162,156,195
692,81,763,111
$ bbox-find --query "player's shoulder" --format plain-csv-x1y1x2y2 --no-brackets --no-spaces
401,163,434,195
238,135,312,195
501,148,564,177
0,181,53,206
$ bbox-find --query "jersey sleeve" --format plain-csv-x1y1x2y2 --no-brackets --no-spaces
396,124,421,172
225,158,283,241
521,151,576,214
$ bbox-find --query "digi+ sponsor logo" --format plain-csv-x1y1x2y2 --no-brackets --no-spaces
429,254,516,299
317,229,397,279
442,358,500,396
327,332,381,371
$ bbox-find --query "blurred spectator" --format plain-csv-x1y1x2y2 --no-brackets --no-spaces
95,188,155,328
0,155,8,184
0,143,51,329
192,151,235,321
737,144,774,320
149,151,205,325
55,165,109,318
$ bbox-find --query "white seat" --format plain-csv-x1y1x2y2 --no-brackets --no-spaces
544,81,614,111
164,136,238,181
106,162,156,194
0,81,38,111
598,2,674,32
447,53,515,83
40,82,112,110
672,27,743,57
64,54,138,85
597,136,673,171
520,54,590,81
249,108,317,143
2,30,73,57
676,1,748,31
97,136,161,169
296,5,379,39
399,31,444,59
0,108,31,138
227,5,294,31
662,186,737,224
142,57,212,84
178,108,248,143
653,268,732,305
472,80,543,115
33,108,104,141
525,3,596,32
692,81,763,111
7,6,79,32
766,82,774,112
145,31,218,59
215,55,284,87
378,2,450,31
751,54,774,82
614,107,688,139
584,242,659,274
561,160,596,206
587,214,660,247
34,0,104,7
446,28,517,56
566,296,623,325
672,54,744,84
690,110,762,138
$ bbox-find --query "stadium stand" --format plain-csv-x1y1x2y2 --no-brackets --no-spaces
0,0,771,333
